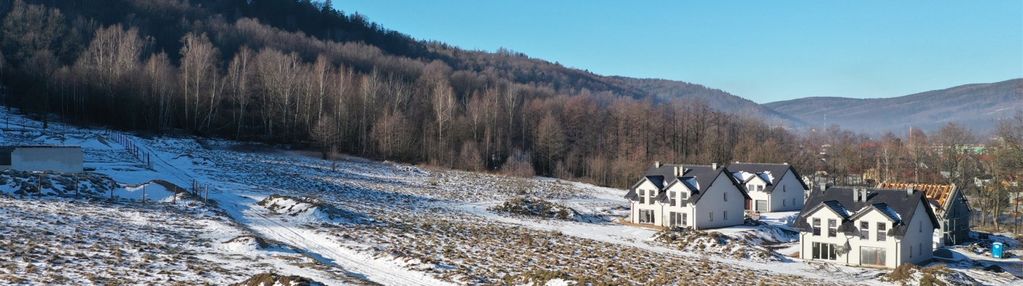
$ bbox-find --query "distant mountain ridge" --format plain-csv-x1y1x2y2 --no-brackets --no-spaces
764,78,1023,133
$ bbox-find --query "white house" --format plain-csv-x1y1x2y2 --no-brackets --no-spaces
728,162,809,213
0,146,84,173
624,162,750,230
795,187,939,268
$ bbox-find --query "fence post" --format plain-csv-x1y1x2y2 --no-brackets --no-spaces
142,184,147,204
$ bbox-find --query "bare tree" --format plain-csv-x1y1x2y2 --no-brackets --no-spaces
227,46,253,138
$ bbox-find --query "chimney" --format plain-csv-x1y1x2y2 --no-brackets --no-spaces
819,183,827,193
853,188,860,202
906,188,913,196
674,166,682,177
654,161,661,168
712,162,719,170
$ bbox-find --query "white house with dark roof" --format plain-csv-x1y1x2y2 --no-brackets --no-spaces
795,187,939,268
728,162,810,213
624,162,750,230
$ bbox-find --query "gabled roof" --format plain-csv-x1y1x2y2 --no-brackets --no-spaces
727,162,810,193
624,163,750,203
793,187,940,238
877,182,958,212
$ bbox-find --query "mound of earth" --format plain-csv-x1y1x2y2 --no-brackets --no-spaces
232,272,323,286
258,194,366,224
654,228,783,261
883,264,982,286
489,196,579,221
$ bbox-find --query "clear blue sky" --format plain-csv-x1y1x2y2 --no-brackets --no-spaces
334,1,1023,103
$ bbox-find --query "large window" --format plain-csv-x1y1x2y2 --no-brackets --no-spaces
639,210,655,224
723,211,728,221
811,242,837,260
648,190,657,205
812,218,821,236
827,219,837,237
860,247,886,266
723,192,728,202
877,222,887,241
859,221,869,239
639,190,646,204
680,192,688,199
669,191,677,206
669,212,683,227
682,213,688,227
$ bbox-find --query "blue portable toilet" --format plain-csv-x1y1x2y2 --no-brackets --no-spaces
992,242,1004,259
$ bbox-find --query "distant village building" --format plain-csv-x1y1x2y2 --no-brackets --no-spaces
727,162,809,213
0,146,83,173
878,182,971,246
795,187,939,268
624,162,749,230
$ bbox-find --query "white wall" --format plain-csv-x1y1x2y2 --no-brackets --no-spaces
770,171,806,212
693,172,745,229
899,201,935,265
631,180,664,225
11,147,83,173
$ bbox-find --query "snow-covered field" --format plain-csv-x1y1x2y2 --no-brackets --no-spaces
0,108,1019,285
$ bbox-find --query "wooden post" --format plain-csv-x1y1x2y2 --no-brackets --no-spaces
142,184,147,204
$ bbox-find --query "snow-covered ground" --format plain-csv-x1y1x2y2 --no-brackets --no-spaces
0,108,1019,285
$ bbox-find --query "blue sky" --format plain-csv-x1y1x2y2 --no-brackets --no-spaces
334,1,1023,103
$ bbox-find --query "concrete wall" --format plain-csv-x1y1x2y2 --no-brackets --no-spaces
10,147,83,173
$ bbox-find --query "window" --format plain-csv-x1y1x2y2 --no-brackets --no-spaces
811,242,837,260
783,185,787,192
669,212,680,227
680,192,688,199
682,213,688,227
860,247,886,266
723,211,728,221
758,185,764,192
639,210,655,224
919,221,922,233
828,219,837,237
909,245,913,258
812,218,821,236
723,192,728,202
877,222,887,241
709,212,714,222
639,190,646,204
649,190,657,205
669,191,677,206
859,221,869,239
783,199,787,207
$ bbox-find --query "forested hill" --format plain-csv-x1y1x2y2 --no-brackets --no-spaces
0,0,818,187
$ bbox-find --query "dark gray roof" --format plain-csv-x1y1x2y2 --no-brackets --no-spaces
624,164,749,203
793,187,940,238
727,162,810,193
